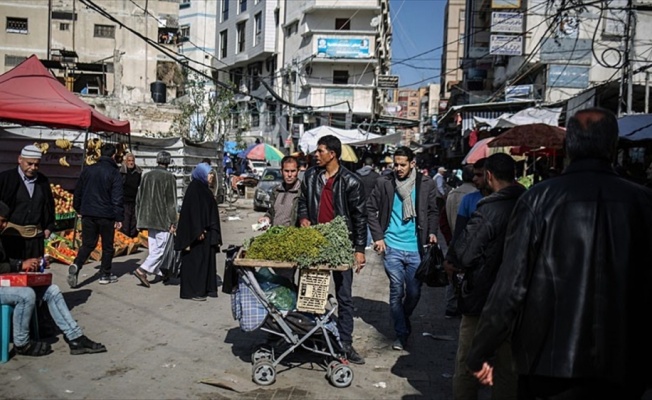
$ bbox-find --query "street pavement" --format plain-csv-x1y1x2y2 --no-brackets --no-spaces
3,199,645,399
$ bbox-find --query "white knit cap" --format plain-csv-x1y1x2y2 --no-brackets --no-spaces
21,145,43,159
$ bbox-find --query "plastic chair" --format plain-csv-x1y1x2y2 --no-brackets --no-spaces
1,303,39,363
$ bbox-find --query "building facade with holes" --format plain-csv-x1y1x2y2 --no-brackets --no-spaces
0,0,183,124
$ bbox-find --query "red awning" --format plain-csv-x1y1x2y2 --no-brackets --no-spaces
0,55,130,134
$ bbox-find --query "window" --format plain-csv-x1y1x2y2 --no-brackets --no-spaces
254,12,262,46
250,104,260,127
274,9,279,27
236,21,246,53
333,70,349,84
239,0,247,13
51,11,77,21
179,24,190,41
59,23,70,31
285,21,298,37
221,0,229,21
220,30,228,58
335,18,350,30
267,102,276,127
6,17,28,34
4,54,26,67
180,0,190,8
94,24,115,38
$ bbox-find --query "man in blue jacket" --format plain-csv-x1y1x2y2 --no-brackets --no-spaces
68,143,124,287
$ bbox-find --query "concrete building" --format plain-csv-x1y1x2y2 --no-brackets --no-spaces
0,0,183,134
211,0,392,147
178,0,218,75
439,0,466,109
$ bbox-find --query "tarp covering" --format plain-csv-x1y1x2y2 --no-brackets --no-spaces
473,107,562,129
348,132,403,146
299,126,379,153
0,55,130,134
618,114,652,141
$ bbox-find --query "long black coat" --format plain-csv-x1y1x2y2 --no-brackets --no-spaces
467,159,652,388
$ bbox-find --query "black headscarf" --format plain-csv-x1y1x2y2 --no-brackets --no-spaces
175,177,222,251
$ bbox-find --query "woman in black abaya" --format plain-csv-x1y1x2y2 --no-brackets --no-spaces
176,163,222,301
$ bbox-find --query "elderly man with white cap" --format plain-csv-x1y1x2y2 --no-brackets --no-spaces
0,144,55,264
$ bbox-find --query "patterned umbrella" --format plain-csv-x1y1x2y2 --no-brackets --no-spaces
242,143,285,162
488,124,566,149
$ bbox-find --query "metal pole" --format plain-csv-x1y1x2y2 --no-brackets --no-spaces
646,71,650,114
626,0,634,114
46,0,52,59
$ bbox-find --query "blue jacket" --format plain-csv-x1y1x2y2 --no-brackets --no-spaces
74,156,124,221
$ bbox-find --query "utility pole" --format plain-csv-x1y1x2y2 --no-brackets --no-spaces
619,0,634,116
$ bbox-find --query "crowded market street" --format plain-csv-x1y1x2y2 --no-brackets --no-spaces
1,199,463,400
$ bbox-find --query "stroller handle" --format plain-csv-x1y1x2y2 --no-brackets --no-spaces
327,294,338,309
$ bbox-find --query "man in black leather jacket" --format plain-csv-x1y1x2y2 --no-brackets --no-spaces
467,108,652,399
449,153,524,399
298,135,367,365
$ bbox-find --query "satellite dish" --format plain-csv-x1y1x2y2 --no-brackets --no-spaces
370,16,380,27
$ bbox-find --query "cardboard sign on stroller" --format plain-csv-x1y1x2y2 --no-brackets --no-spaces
296,270,331,314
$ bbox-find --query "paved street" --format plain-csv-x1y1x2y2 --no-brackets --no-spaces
4,199,648,399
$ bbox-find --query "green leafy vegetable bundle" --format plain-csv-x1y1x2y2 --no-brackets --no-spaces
244,216,354,269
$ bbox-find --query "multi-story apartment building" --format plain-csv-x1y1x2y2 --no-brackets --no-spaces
211,0,392,146
440,0,466,109
0,0,180,104
178,0,218,76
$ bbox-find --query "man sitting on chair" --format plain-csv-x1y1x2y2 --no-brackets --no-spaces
0,201,106,357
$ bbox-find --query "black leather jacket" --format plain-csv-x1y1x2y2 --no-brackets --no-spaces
451,184,525,315
467,159,652,386
297,165,367,252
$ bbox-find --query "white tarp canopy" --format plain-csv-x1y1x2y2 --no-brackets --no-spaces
348,132,403,146
473,107,562,129
299,126,380,153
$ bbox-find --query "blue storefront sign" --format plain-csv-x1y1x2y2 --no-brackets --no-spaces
317,38,370,58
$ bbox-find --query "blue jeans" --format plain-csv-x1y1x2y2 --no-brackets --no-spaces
383,246,422,339
1,285,82,346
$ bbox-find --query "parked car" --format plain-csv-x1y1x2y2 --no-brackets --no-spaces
248,160,269,179
253,167,283,211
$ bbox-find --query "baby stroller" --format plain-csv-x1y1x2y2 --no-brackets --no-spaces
224,246,354,388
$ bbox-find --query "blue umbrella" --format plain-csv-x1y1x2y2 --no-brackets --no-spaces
224,141,239,154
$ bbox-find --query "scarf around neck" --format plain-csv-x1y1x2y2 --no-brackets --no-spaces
395,168,417,221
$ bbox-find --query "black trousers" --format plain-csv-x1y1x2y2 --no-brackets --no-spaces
333,269,354,344
121,202,138,238
74,216,115,275
518,375,646,400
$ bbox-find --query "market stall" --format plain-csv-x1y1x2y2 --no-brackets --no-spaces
0,55,132,264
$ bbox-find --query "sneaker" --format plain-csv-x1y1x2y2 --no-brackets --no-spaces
445,311,461,319
68,335,107,355
67,264,79,289
392,337,407,351
98,274,118,285
343,343,365,365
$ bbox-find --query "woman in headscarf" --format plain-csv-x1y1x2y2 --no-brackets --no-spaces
175,163,222,301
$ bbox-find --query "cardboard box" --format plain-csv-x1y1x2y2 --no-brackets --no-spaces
0,273,52,287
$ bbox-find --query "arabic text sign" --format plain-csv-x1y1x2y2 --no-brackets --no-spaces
490,35,523,56
317,38,370,58
491,12,523,33
548,65,590,88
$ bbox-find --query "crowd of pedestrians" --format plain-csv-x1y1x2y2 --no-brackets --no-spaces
2,108,652,400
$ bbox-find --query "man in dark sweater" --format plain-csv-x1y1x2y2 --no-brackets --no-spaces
356,157,380,248
120,153,142,238
68,143,124,287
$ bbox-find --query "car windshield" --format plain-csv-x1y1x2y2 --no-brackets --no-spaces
261,168,282,181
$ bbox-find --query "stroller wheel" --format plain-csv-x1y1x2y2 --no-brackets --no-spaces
329,363,354,388
251,344,273,364
252,360,276,386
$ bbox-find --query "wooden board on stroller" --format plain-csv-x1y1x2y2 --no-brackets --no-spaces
233,248,350,271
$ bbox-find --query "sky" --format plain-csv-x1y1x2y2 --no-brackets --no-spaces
389,0,447,89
